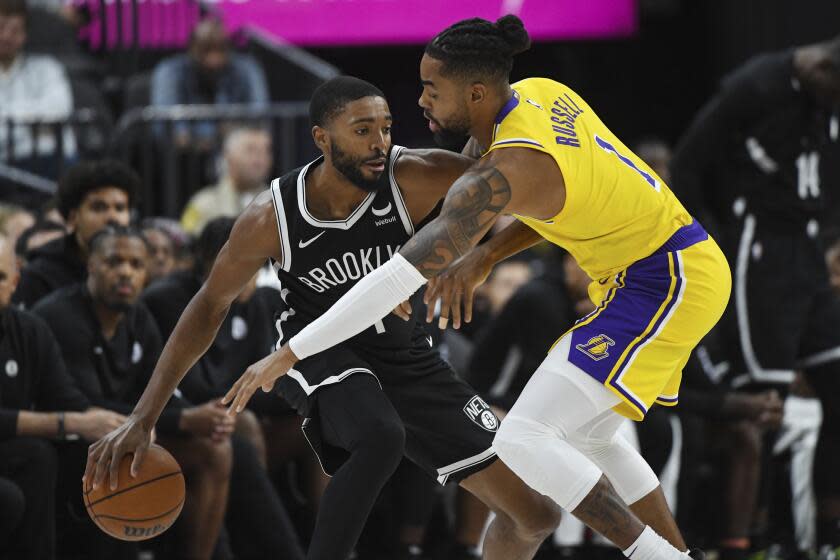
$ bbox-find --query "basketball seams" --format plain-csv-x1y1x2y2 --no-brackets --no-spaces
86,470,183,507
93,498,185,523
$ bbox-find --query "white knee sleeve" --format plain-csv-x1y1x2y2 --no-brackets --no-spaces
570,428,660,505
493,415,602,511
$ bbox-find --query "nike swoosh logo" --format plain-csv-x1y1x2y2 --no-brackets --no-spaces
298,231,325,249
427,336,433,347
371,202,392,217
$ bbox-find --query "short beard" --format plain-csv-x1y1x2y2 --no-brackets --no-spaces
432,115,471,151
330,141,385,192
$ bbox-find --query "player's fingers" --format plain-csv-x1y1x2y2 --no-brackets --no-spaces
400,300,412,318
92,445,111,490
233,379,258,414
423,278,439,306
463,285,476,324
83,442,102,486
426,277,447,322
392,303,409,321
451,289,463,330
221,375,244,406
130,444,146,478
108,447,122,490
437,282,453,330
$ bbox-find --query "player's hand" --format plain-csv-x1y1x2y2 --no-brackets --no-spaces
76,408,129,441
83,415,153,491
179,400,235,441
721,390,784,428
424,245,493,330
391,300,412,321
222,344,299,415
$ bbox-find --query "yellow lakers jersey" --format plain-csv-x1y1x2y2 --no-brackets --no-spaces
485,77,693,280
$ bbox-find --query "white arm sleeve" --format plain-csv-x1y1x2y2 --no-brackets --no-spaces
288,253,427,360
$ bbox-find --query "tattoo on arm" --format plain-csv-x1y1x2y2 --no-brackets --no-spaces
401,166,512,278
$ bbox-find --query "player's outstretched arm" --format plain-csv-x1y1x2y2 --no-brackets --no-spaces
84,193,280,490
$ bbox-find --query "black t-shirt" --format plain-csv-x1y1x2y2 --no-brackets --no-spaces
468,272,578,410
672,49,840,232
13,233,87,309
0,306,90,440
33,284,184,435
142,271,283,404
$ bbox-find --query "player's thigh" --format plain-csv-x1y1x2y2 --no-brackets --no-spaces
315,372,405,452
506,335,621,435
382,359,499,485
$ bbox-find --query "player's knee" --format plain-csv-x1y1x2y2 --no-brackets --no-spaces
517,496,563,541
494,415,558,462
360,417,406,470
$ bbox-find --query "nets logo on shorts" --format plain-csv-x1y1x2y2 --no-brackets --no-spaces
575,334,615,361
464,395,499,432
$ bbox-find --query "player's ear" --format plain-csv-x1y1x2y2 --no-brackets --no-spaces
470,82,487,105
311,125,329,152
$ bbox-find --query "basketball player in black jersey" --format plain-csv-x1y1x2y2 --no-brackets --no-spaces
84,77,561,560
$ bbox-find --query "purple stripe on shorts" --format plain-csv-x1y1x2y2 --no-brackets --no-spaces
568,251,679,413
607,252,684,414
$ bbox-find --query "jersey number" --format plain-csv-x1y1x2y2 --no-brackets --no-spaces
594,135,660,192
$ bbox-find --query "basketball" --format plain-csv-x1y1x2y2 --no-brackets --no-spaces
83,444,185,541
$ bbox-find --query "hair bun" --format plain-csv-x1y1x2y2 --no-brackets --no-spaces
495,14,531,55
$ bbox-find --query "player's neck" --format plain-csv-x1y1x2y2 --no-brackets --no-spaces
471,86,515,152
307,163,371,220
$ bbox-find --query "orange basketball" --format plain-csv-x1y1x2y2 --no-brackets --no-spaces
83,444,185,541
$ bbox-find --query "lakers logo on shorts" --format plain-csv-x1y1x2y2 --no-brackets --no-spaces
575,334,615,361
463,396,499,432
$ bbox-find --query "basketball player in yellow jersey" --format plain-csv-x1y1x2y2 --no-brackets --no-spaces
221,15,729,560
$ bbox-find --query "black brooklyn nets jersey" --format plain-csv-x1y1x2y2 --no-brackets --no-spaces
269,145,425,351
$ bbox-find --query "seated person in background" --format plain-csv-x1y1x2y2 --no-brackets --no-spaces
181,126,273,235
0,0,74,177
143,217,282,461
33,227,233,560
13,159,138,308
141,218,178,283
0,233,126,560
141,216,194,273
151,18,269,148
14,220,66,266
0,203,35,247
36,225,305,560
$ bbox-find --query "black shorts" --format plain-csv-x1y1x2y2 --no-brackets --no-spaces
718,215,840,389
275,334,499,485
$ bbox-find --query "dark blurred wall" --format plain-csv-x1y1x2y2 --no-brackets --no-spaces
305,0,838,151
